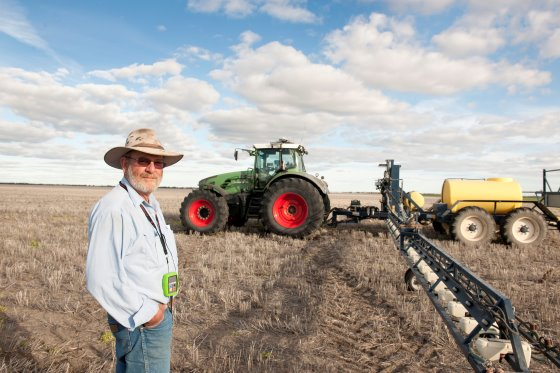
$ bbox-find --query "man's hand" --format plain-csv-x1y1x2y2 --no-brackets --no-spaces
144,303,167,328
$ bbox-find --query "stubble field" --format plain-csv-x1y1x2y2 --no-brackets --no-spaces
0,184,559,372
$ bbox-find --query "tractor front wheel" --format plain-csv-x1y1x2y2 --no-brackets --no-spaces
261,178,324,238
180,189,228,233
452,207,495,246
501,208,546,247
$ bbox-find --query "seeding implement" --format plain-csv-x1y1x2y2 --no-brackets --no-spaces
333,160,560,372
179,139,330,238
331,166,560,248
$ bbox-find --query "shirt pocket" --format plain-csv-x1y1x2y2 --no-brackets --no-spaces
125,231,161,269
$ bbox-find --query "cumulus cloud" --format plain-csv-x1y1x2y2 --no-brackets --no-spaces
88,59,184,82
0,120,62,143
324,13,551,95
146,76,220,114
432,28,505,56
512,9,560,58
0,61,217,139
211,36,407,115
186,0,319,23
435,2,560,59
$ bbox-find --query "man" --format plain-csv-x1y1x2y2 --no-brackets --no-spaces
86,128,183,372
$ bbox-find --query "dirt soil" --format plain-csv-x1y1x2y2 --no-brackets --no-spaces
0,185,558,372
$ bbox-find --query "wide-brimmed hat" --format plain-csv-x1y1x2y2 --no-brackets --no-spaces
104,128,183,169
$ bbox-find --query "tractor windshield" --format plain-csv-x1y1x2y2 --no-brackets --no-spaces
255,148,306,187
255,148,305,173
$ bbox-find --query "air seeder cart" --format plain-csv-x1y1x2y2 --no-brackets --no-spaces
330,164,560,247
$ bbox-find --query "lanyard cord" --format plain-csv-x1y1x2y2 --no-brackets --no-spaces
120,182,169,256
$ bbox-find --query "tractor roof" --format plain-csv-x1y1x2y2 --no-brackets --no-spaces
253,138,307,153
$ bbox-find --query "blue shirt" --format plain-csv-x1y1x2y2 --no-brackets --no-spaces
86,177,179,330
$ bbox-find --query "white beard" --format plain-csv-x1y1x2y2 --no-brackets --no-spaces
125,164,162,195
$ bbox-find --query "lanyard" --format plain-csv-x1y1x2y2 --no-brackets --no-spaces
120,182,169,256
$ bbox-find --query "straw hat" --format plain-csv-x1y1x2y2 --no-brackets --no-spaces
104,128,183,169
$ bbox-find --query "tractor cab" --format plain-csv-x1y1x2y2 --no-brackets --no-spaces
253,140,307,188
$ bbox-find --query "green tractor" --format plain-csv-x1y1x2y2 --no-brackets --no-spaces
179,139,330,238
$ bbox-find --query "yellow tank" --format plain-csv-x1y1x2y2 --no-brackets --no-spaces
404,191,425,211
442,178,522,214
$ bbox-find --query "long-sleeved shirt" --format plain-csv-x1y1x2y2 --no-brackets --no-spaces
86,177,179,330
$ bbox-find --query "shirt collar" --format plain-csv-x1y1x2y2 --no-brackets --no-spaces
120,177,157,208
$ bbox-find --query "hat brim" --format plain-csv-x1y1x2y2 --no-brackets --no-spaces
104,146,184,169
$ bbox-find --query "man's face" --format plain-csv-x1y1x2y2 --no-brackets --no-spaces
122,151,164,196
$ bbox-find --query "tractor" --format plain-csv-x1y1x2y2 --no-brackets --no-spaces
179,139,330,238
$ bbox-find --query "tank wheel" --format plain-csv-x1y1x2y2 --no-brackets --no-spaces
501,208,546,247
404,268,420,291
179,189,228,233
261,178,324,238
452,207,495,246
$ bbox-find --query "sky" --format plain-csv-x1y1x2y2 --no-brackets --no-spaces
0,0,559,193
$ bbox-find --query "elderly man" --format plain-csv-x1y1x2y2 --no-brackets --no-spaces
86,128,183,372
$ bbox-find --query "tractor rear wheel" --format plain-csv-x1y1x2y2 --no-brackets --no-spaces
261,178,324,238
180,189,228,233
501,208,546,247
452,207,495,246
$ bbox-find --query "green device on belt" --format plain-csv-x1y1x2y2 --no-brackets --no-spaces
163,272,179,297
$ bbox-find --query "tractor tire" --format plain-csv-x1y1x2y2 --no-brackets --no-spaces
180,189,228,234
261,178,324,238
404,268,420,291
500,208,546,247
452,207,495,246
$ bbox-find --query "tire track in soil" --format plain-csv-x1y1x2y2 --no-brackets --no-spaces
185,228,464,372
301,231,455,373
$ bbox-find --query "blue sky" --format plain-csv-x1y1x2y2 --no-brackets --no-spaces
1,0,559,193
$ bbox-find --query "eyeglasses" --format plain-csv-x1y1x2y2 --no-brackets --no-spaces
125,156,166,169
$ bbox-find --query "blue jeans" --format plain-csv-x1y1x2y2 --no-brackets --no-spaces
108,308,173,373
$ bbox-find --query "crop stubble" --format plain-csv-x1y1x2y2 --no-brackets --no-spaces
0,185,558,372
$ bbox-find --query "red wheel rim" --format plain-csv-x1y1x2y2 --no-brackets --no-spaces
272,192,308,228
188,199,215,227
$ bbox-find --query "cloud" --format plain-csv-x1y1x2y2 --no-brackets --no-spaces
157,25,167,32
323,13,551,95
174,45,223,63
387,0,456,15
187,0,257,17
0,119,62,143
260,0,319,23
88,59,184,82
511,9,560,58
186,0,319,23
0,0,50,51
0,62,216,139
434,2,560,59
146,76,220,114
432,27,505,56
211,36,407,115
